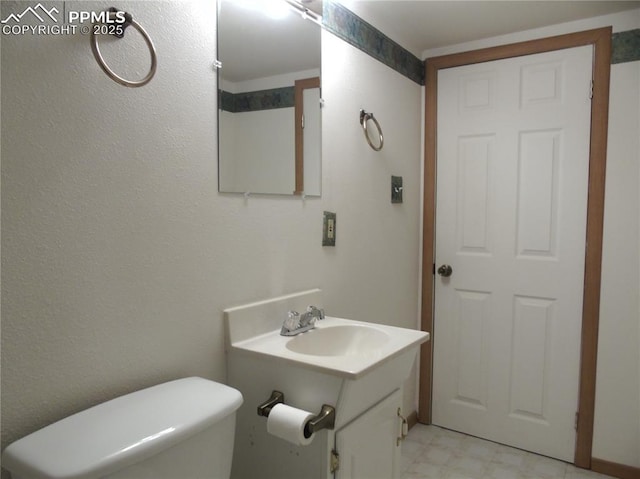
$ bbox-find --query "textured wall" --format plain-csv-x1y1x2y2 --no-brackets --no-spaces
320,30,422,331
592,59,640,468
319,29,423,408
1,0,423,466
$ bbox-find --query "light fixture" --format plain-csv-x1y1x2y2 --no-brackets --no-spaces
229,0,321,25
284,0,322,25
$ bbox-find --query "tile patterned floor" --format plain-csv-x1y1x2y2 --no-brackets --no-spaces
401,425,614,479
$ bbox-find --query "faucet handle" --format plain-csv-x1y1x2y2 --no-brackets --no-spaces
283,310,300,332
307,305,325,320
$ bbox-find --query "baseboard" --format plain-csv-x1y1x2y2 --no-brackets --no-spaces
591,457,640,479
407,410,418,430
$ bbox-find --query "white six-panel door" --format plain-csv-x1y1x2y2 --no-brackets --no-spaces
432,46,593,461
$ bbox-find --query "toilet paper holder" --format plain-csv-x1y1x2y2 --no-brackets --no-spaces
257,390,336,436
257,390,285,417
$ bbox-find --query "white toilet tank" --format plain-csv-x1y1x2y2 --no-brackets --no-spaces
2,377,243,479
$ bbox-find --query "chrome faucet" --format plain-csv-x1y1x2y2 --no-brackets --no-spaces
280,306,325,336
303,305,325,323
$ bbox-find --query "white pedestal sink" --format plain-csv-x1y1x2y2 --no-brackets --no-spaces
224,289,429,479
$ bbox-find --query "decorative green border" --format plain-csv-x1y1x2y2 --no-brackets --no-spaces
322,0,424,85
219,86,295,113
218,6,638,96
612,29,640,64
322,1,639,83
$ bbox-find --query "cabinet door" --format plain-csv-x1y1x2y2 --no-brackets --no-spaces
334,389,403,479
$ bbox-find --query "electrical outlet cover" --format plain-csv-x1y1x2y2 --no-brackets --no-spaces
323,211,336,246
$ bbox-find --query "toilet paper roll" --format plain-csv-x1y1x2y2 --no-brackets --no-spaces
266,403,315,446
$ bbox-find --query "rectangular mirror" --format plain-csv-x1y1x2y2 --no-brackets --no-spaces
218,0,322,196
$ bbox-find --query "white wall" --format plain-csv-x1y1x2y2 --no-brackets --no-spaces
320,29,423,409
421,9,640,469
594,59,640,468
1,0,422,464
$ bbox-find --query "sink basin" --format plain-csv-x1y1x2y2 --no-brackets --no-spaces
228,313,429,378
286,325,389,356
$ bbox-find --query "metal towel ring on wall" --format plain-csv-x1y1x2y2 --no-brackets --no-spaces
90,8,157,88
360,109,384,151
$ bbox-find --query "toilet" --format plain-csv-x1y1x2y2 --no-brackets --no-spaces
1,377,243,479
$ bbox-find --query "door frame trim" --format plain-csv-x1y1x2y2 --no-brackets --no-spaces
294,76,321,195
418,27,612,469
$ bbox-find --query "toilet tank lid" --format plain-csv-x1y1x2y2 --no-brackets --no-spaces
2,377,243,479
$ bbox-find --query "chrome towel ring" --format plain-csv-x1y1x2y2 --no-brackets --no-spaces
360,109,384,151
91,8,157,88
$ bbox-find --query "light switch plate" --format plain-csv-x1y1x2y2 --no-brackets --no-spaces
391,176,403,203
323,211,336,246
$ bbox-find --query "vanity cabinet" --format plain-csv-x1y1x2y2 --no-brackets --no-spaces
227,350,412,479
224,290,429,479
334,389,403,479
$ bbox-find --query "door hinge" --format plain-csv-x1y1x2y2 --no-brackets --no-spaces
330,449,340,474
589,80,594,100
432,263,436,275
575,412,579,431
302,114,305,129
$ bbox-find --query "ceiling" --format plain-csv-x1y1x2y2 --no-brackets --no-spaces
342,1,640,56
219,0,321,83
218,0,639,84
